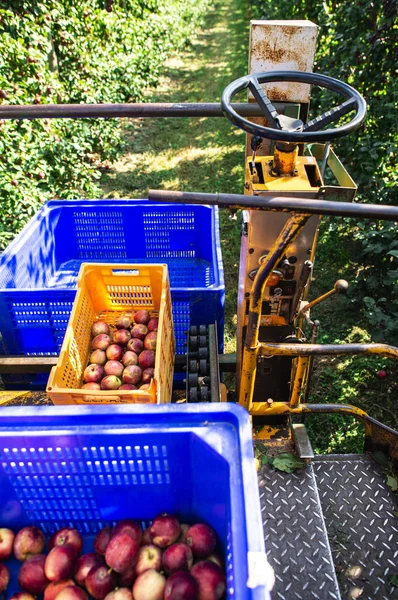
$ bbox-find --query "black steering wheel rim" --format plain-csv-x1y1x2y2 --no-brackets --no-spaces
221,71,367,143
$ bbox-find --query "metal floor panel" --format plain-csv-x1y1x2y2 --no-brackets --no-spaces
313,454,398,600
258,463,341,600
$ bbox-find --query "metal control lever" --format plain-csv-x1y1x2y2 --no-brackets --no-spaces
299,279,349,402
299,279,349,320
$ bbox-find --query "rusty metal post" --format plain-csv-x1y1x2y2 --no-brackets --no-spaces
236,20,319,396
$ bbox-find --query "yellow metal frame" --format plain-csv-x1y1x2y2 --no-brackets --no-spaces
238,208,398,418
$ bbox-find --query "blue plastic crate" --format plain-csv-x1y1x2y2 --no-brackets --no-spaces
0,404,272,600
0,200,225,362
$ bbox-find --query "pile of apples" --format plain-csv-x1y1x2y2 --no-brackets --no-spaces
82,311,159,391
0,516,226,600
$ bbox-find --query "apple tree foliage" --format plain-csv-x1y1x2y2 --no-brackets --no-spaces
0,0,208,247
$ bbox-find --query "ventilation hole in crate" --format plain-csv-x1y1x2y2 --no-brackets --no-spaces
172,302,190,353
10,303,52,328
143,211,196,258
106,285,153,307
73,212,127,259
226,524,234,596
1,444,170,530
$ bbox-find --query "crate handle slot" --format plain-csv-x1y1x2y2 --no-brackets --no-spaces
80,394,124,403
112,269,140,276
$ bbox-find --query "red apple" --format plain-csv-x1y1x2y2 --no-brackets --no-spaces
122,351,138,367
92,321,110,337
116,316,132,330
113,520,142,543
104,360,124,378
190,561,225,600
131,324,148,341
135,545,162,575
18,554,49,594
92,334,111,351
141,529,152,546
144,332,157,351
141,368,154,384
164,571,198,600
118,567,136,587
138,350,155,370
14,526,46,561
82,382,101,390
105,532,139,573
147,318,158,332
9,593,36,600
150,514,180,548
119,384,137,390
139,384,151,390
134,310,150,325
122,365,142,385
85,564,117,600
127,338,144,354
106,344,123,361
84,364,104,383
49,528,82,555
178,524,190,544
132,569,165,600
101,375,121,390
90,349,107,366
45,545,77,581
0,564,10,593
75,553,104,587
94,527,113,555
55,587,88,600
44,579,76,600
0,527,14,560
113,329,131,345
104,588,132,600
186,524,216,559
162,543,193,575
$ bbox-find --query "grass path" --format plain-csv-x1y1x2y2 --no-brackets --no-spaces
100,0,250,353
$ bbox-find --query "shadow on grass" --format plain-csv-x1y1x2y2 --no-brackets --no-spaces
100,0,250,351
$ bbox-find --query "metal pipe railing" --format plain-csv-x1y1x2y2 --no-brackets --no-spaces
0,102,267,120
148,190,398,221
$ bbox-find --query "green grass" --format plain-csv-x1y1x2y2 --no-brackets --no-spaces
100,0,398,454
100,0,249,353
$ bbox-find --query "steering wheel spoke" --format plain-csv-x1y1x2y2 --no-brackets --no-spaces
221,71,366,143
248,77,282,129
303,97,357,132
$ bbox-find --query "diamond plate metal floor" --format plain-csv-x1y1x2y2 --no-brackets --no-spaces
258,462,341,600
313,454,398,600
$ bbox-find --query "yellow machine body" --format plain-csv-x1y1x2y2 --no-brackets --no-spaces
245,155,322,193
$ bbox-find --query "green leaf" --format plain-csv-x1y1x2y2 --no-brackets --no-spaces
271,453,306,473
387,250,398,258
387,475,398,491
388,574,398,587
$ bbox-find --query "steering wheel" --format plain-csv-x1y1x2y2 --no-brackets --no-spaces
221,71,367,143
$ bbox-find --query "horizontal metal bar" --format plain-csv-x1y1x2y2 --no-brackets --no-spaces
0,357,57,374
250,401,368,420
148,190,398,221
259,342,398,359
219,352,237,372
0,102,269,120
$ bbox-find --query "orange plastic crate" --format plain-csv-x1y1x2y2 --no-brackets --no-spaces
47,263,174,405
